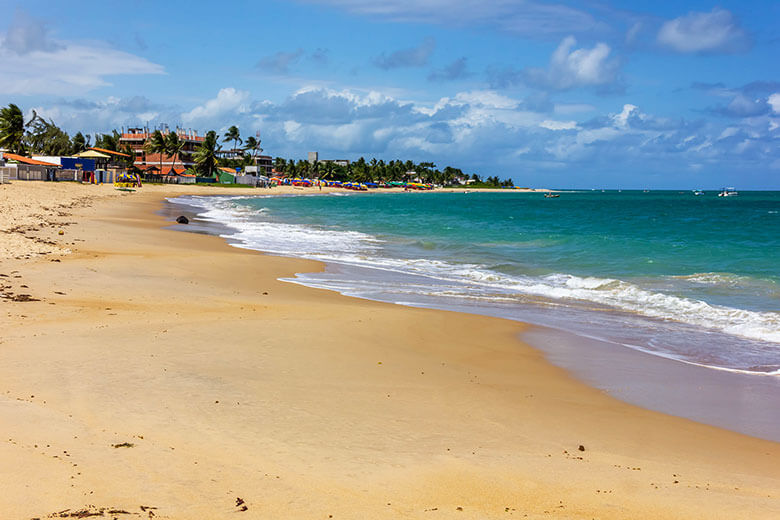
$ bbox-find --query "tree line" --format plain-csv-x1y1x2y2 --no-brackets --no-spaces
0,104,513,186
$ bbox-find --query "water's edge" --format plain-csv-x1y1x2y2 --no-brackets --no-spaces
161,198,780,442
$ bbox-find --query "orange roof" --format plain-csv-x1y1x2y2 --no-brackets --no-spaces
121,132,204,142
90,147,130,157
2,153,59,166
161,166,187,175
136,164,187,175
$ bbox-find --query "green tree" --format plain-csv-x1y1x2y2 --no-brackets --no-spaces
244,136,258,157
23,113,71,155
244,136,261,171
119,145,137,170
71,132,89,154
286,159,297,177
193,130,220,176
223,125,241,156
94,130,121,151
144,130,166,174
165,131,184,173
273,157,286,173
417,161,436,183
0,103,27,154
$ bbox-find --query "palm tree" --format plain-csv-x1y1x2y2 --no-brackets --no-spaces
273,157,286,173
223,126,241,158
243,136,258,158
144,130,166,174
165,131,184,174
243,136,260,172
0,103,26,154
71,132,89,154
193,130,220,177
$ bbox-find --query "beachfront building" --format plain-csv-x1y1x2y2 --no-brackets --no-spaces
88,147,131,169
253,154,273,175
215,148,244,161
1,153,61,181
308,152,349,167
119,126,203,175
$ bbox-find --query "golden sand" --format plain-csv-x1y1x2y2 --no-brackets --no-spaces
0,182,777,519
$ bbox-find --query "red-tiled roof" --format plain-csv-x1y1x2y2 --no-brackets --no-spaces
2,153,59,166
137,164,192,175
90,147,130,157
121,132,204,142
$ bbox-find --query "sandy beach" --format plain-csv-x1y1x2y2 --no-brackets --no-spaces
1,182,778,519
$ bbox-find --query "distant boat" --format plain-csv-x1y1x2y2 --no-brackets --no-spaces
544,193,560,198
693,190,704,196
718,187,738,197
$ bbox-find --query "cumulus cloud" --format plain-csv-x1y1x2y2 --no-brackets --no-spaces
181,88,250,123
695,81,779,119
174,86,779,185
716,94,770,118
658,8,749,54
428,57,470,82
28,83,778,185
768,93,780,114
0,11,163,95
374,37,435,69
25,95,178,136
523,36,620,90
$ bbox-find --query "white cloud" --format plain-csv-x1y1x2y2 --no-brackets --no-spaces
524,36,619,90
657,8,749,54
613,104,638,127
0,11,163,95
301,0,604,38
181,88,250,123
23,96,174,137
768,93,780,114
540,120,577,131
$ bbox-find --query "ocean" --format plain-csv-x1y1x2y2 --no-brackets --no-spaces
168,190,780,437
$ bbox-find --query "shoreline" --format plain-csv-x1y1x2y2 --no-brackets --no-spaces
1,182,779,519
164,189,780,442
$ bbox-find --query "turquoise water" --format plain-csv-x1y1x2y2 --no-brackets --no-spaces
172,190,780,375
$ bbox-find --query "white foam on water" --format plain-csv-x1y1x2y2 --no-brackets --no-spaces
170,195,780,352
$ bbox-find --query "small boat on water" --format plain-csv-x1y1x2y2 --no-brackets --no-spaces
544,193,560,198
718,187,738,197
693,190,704,196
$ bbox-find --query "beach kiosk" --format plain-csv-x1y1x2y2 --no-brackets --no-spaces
74,150,112,183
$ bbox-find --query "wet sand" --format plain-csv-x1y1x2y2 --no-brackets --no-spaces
0,182,778,519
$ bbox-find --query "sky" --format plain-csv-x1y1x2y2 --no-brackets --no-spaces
0,0,778,188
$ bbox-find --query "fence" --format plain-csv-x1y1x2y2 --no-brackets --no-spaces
15,164,49,181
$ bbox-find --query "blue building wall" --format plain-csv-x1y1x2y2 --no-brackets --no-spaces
62,157,95,170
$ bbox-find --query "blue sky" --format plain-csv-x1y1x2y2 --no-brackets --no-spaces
0,0,778,188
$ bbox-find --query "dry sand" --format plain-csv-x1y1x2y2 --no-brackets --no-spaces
0,181,778,519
